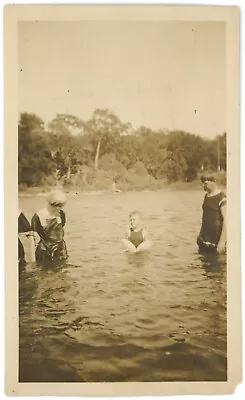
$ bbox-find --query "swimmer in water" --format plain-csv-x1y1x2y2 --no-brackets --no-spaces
122,210,153,253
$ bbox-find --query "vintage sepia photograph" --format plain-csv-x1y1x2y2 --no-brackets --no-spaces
4,4,241,397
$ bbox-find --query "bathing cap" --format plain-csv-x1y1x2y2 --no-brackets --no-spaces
47,189,67,206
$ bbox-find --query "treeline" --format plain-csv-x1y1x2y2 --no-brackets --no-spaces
18,109,226,191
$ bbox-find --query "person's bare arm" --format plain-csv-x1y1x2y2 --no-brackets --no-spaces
122,230,137,252
125,229,131,240
136,229,153,252
217,204,226,253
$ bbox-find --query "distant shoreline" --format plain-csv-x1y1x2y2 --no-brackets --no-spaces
18,181,226,197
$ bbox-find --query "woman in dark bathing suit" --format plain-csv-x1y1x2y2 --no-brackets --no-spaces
197,174,226,254
31,190,68,265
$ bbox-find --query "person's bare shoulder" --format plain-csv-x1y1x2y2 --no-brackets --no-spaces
125,229,131,239
142,228,150,240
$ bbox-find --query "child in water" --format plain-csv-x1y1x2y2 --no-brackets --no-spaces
122,210,153,253
31,189,68,265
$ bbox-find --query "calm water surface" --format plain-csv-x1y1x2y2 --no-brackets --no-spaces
19,190,227,382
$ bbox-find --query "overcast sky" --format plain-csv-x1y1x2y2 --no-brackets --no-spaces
19,21,226,138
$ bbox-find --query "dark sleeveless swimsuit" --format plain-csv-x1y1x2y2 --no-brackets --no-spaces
129,228,144,248
198,191,226,253
31,210,68,264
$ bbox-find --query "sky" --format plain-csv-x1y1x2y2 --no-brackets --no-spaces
18,20,226,138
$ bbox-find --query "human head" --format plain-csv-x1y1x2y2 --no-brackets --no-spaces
200,174,217,193
129,210,142,229
47,189,67,210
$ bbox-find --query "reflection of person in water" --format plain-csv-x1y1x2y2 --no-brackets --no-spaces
18,210,31,268
197,174,226,254
31,190,68,265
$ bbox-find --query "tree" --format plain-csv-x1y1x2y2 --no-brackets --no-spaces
201,133,226,173
48,114,85,136
139,131,167,178
217,132,227,171
48,114,87,183
162,150,188,183
18,109,227,189
18,113,55,186
85,108,131,170
115,134,141,169
166,130,206,181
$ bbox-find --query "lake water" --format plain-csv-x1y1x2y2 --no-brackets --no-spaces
18,190,227,382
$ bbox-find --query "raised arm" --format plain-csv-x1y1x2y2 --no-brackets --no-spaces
60,210,66,227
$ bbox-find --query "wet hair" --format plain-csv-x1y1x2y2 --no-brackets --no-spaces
200,174,216,183
129,210,142,219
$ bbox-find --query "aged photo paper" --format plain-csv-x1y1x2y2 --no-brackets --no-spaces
4,4,241,397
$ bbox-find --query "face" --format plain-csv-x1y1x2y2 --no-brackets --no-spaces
202,180,215,193
130,214,141,229
50,202,65,212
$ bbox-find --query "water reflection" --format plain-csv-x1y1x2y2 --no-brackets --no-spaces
19,265,39,304
126,251,151,268
199,251,226,278
191,250,227,377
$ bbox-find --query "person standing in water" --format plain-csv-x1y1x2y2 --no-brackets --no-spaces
31,190,68,265
197,174,226,254
122,210,153,253
112,180,121,193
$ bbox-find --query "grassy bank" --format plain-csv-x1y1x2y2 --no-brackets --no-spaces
18,181,225,196
18,170,226,196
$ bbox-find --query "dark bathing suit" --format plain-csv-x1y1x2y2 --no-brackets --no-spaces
198,191,226,253
129,228,144,248
18,212,31,268
31,209,68,264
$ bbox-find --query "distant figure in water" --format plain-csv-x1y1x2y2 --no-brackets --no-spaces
31,190,68,265
197,174,226,254
112,181,121,193
18,209,32,268
122,210,153,253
